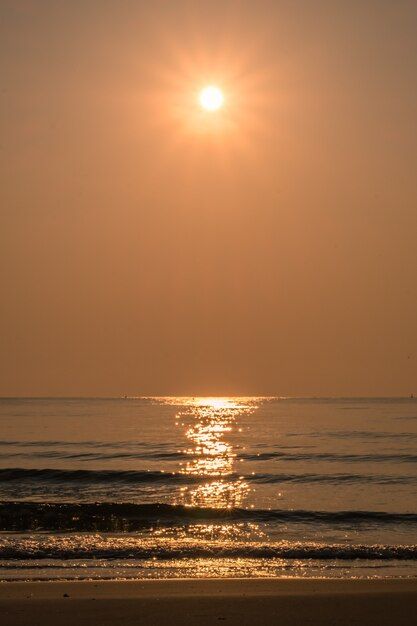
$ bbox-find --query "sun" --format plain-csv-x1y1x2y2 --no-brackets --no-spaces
199,85,224,111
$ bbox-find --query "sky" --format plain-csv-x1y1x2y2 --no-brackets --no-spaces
0,0,416,397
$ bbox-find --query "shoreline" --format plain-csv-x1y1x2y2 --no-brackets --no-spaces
2,576,417,592
1,578,417,625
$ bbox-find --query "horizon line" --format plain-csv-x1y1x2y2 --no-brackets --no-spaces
0,395,415,400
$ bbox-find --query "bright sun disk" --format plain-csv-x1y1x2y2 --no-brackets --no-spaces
199,85,224,111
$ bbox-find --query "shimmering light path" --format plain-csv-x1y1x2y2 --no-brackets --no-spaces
172,397,256,509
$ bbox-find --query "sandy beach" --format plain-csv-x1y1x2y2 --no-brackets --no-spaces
1,578,416,626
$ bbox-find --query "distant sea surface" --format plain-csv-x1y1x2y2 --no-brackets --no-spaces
0,397,416,580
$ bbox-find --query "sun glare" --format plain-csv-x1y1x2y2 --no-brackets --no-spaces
199,85,224,111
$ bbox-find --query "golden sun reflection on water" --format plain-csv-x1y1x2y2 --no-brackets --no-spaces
149,397,266,548
170,397,258,509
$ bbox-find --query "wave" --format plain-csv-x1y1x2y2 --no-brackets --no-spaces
241,451,417,463
0,468,198,484
2,448,417,463
1,501,417,531
286,431,417,440
0,451,183,461
0,467,415,486
0,535,416,561
0,440,176,450
1,437,416,465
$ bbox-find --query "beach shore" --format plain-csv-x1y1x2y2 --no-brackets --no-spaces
1,578,416,625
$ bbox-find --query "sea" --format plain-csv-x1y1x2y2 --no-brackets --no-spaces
0,396,416,581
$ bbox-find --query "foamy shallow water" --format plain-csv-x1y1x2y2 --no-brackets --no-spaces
0,397,416,579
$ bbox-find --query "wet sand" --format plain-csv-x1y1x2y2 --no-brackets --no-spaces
1,578,416,625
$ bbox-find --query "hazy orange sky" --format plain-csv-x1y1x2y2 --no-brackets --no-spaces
1,1,416,396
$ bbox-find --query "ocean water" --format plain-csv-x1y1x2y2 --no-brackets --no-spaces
0,396,416,580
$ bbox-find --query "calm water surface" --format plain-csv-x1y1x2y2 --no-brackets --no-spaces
0,397,416,579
